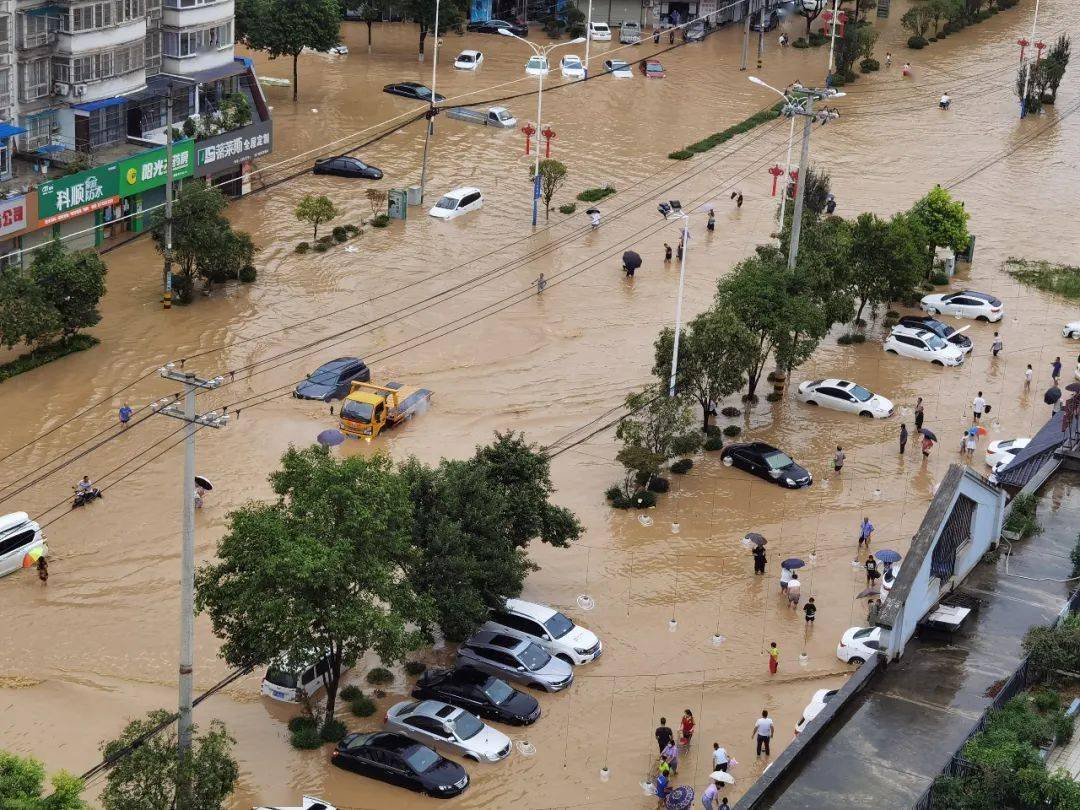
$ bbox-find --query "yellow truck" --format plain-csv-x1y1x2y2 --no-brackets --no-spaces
338,381,433,439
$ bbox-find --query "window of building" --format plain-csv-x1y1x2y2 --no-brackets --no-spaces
64,0,145,32
89,104,125,148
164,0,226,7
21,13,55,48
55,42,144,84
0,15,11,49
21,112,53,150
19,58,50,101
930,494,976,582
163,20,232,57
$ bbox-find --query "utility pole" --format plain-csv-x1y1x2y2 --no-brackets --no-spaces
668,214,689,397
162,84,174,309
787,92,814,270
151,365,228,802
584,0,593,78
419,0,441,204
757,1,765,69
826,0,840,78
740,0,752,70
1020,0,1041,118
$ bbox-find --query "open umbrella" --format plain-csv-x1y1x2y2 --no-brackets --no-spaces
709,771,736,785
317,429,346,447
920,428,938,442
973,426,988,437
855,586,881,599
665,785,695,810
745,532,767,546
1066,382,1080,393
781,558,805,570
874,549,902,563
21,547,44,568
623,250,642,270
194,475,213,491
1045,387,1062,405
585,207,601,215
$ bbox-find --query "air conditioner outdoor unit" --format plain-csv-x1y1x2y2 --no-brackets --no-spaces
53,81,70,96
74,84,87,97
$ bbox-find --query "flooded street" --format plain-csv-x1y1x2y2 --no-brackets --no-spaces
2,1,1080,807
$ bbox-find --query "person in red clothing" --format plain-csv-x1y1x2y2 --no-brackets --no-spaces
768,642,779,674
679,709,695,746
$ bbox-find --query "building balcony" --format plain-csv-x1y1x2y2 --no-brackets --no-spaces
163,0,232,28
56,18,147,53
17,29,55,49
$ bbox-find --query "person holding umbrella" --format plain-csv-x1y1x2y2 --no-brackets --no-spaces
587,208,601,229
623,250,642,278
914,397,925,433
920,428,937,458
747,533,767,574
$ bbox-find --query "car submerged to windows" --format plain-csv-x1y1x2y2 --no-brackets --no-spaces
525,55,550,76
383,82,446,102
795,688,838,734
897,315,972,353
456,630,574,691
313,156,383,180
411,666,541,725
560,54,585,78
428,187,483,220
884,326,966,366
332,731,469,798
985,437,1031,471
720,442,812,488
796,378,894,418
603,59,632,77
385,699,512,762
921,290,1003,322
294,357,371,401
454,49,483,69
0,512,45,581
640,59,665,78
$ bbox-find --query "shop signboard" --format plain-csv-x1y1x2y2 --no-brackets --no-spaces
37,164,119,226
0,195,28,238
195,120,273,176
118,139,195,197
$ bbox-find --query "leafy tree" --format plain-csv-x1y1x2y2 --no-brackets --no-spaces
1016,63,1047,115
403,0,467,62
1022,613,1080,686
796,0,826,37
99,710,237,810
199,229,256,292
0,270,61,350
294,194,341,241
195,446,430,726
652,306,756,431
0,751,86,809
1044,34,1071,103
358,2,381,52
530,159,568,221
240,0,341,100
615,387,699,489
782,165,832,220
910,185,971,264
900,5,931,38
29,240,107,339
403,432,580,641
366,188,388,218
927,0,962,34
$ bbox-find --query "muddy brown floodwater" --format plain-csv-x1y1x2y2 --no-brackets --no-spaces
2,1,1080,807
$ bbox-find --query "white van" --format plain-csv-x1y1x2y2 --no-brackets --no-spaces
261,653,342,703
428,187,483,220
0,512,44,580
588,21,612,40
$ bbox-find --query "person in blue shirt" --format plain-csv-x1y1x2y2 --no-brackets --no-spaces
119,403,133,429
655,771,672,806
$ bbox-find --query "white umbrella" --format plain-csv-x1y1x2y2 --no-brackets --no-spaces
709,771,735,784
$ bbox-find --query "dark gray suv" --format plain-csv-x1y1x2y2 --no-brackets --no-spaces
456,630,573,692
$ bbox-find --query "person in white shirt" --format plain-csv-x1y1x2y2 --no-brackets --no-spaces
939,92,951,109
711,742,730,772
786,573,802,608
972,391,986,423
752,709,774,757
779,565,792,592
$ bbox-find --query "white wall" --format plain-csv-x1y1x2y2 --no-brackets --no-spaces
163,0,234,29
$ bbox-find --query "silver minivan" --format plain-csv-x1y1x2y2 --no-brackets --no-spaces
619,21,641,44
457,630,573,692
261,653,347,703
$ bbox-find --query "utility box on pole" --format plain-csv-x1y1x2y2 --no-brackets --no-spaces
406,185,422,206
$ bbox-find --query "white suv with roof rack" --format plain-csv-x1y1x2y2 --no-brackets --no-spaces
482,598,602,665
883,325,965,366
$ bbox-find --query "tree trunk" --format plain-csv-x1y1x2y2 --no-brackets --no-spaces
367,22,373,53
325,653,341,724
292,52,299,102
701,401,711,433
313,222,319,240
418,28,426,61
855,296,868,323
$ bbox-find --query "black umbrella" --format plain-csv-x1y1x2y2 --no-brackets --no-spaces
745,532,767,546
194,475,213,491
781,558,805,570
1066,383,1080,393
1044,387,1062,405
920,428,938,442
585,207,601,215
623,251,642,270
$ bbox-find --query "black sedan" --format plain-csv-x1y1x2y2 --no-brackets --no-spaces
467,18,527,36
332,732,469,798
383,82,446,102
721,442,813,488
412,666,541,726
313,156,383,180
293,357,370,401
898,315,973,353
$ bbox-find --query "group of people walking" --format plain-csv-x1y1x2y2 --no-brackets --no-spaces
652,711,743,809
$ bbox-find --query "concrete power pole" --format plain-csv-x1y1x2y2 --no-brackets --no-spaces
162,85,174,309
152,365,228,802
740,0,752,70
787,93,814,270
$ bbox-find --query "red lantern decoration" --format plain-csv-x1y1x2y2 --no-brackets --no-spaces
789,168,799,198
521,123,536,155
1017,37,1030,62
768,164,785,197
1035,40,1046,62
541,126,557,158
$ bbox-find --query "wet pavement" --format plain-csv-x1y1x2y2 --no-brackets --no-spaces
1,1,1080,807
759,473,1080,809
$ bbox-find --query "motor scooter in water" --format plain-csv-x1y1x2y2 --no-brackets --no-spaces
72,486,103,508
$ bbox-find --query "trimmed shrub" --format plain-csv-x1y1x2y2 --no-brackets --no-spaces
332,226,348,242
808,31,827,46
576,185,616,203
404,661,427,676
930,270,950,285
1033,689,1062,713
669,149,694,160
320,719,348,742
670,459,693,475
928,36,938,43
886,309,900,318
721,406,741,418
936,30,948,38
852,333,867,344
350,694,376,718
344,224,361,237
860,58,880,72
829,74,848,87
290,725,324,749
883,317,899,328
1056,713,1075,745
704,436,724,451
920,281,936,292
558,203,577,215
366,667,393,686
239,265,257,283
907,35,928,49
339,684,361,701
722,425,742,438
838,333,854,345
313,242,329,253
647,476,670,494
605,485,623,502
632,490,657,509
372,214,390,228
705,424,722,437
295,242,310,253
766,392,782,402
792,37,809,48
288,715,316,734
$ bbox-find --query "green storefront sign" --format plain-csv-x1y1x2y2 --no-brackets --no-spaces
37,164,119,225
117,139,195,196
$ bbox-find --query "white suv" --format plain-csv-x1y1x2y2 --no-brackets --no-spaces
836,626,883,665
482,598,602,665
884,326,965,366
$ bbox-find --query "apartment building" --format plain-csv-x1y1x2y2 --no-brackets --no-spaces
0,0,272,260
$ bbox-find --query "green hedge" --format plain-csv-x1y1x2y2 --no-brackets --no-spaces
576,185,616,203
366,667,393,686
0,334,99,384
558,203,577,215
371,214,390,228
670,459,693,475
669,103,783,161
907,35,927,49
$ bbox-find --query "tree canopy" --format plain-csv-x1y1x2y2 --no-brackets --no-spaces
531,159,568,221
0,751,86,809
99,710,237,810
403,0,468,61
29,241,107,340
294,194,341,241
239,0,341,99
910,185,971,256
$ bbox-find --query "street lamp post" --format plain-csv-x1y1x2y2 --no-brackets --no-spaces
1020,0,1041,118
668,212,690,397
584,0,593,78
419,0,441,204
499,30,586,226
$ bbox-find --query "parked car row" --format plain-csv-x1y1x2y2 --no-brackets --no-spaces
323,599,602,798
